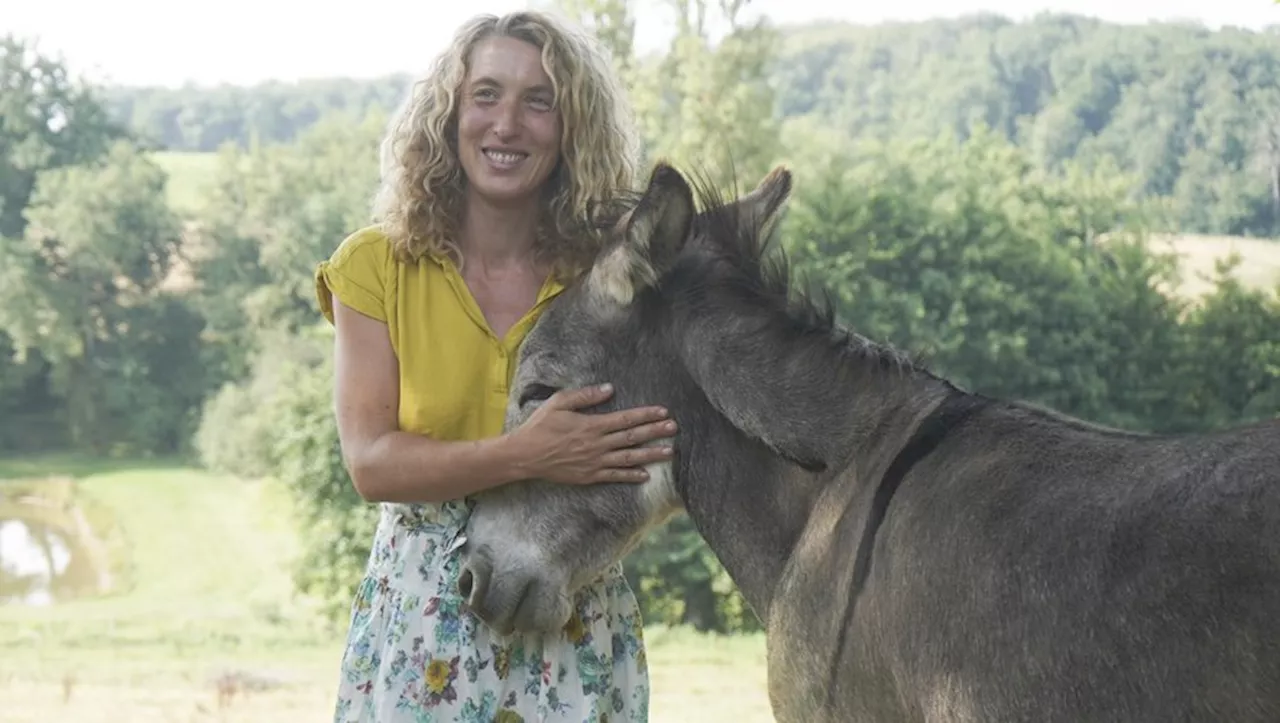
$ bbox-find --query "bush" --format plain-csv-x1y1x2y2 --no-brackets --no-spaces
269,348,378,627
193,325,377,626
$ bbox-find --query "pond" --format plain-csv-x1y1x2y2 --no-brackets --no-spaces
0,478,115,606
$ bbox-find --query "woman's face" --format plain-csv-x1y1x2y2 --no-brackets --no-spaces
456,35,563,208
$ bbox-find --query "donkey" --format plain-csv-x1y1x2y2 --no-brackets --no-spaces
456,162,1280,722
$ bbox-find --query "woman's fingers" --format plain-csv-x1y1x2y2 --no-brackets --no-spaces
545,383,613,411
599,444,673,471
594,405,671,434
591,467,651,484
601,419,677,449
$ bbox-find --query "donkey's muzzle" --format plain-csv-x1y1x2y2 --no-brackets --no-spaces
458,551,572,636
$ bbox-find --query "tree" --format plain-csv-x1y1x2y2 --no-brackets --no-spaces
0,140,199,453
1178,256,1280,428
629,0,781,191
546,0,637,81
187,109,385,383
0,35,126,238
0,35,129,450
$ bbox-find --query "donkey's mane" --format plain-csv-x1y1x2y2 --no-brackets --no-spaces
673,166,923,376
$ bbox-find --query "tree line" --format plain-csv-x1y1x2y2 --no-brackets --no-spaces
106,12,1280,237
2,1,1278,632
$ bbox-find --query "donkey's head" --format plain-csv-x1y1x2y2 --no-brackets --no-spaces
456,162,793,635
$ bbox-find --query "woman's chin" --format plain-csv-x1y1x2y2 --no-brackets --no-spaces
468,179,541,207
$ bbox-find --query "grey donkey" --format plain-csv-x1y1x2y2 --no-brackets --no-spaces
456,161,1280,722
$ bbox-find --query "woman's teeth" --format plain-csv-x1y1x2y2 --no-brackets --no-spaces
485,149,526,165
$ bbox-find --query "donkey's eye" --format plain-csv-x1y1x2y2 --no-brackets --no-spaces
519,383,559,408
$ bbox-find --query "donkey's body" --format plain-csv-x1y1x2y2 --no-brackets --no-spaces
457,163,1280,722
764,393,1280,722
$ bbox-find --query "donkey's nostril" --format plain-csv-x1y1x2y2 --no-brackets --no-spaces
456,556,492,619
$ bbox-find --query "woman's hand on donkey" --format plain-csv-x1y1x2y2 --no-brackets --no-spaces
509,383,677,485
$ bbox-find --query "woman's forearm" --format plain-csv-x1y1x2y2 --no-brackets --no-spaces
346,429,532,504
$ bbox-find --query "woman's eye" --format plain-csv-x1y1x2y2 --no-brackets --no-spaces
519,383,559,408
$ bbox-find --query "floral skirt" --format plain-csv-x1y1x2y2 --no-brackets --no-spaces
332,500,650,723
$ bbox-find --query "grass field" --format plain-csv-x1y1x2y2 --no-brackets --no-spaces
0,455,771,722
151,151,223,217
1141,232,1280,300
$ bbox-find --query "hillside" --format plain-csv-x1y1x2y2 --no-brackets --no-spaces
151,150,221,216
104,13,1280,239
1146,233,1280,299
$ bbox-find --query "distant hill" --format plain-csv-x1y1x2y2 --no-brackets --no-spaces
108,13,1280,239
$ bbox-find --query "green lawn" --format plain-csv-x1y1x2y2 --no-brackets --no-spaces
150,150,223,217
1146,232,1280,300
0,454,771,722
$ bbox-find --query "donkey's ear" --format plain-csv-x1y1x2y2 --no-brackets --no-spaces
588,162,694,305
627,163,695,273
737,165,792,239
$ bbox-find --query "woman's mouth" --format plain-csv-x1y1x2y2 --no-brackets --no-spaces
483,148,528,170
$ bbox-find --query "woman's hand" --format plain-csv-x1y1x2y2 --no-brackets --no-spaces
509,383,677,485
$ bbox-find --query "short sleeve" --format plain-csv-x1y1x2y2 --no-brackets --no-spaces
315,225,394,325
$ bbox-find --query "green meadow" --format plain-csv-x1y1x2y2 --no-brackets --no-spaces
0,455,771,722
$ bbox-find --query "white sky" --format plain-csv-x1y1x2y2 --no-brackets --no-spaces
4,0,1278,88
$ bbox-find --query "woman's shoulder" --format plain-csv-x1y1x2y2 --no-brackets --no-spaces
315,224,400,325
328,224,397,266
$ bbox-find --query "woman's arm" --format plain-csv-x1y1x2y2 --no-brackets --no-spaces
332,297,675,503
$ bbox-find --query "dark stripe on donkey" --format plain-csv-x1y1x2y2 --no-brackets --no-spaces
825,388,994,708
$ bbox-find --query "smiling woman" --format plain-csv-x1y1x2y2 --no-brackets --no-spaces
456,38,562,205
313,9,676,723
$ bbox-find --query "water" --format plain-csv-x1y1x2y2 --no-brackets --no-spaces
0,518,73,605
0,484,113,605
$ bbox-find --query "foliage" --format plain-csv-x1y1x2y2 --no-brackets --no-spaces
0,36,128,239
195,330,326,479
784,130,1164,424
777,127,1280,436
624,516,762,633
1177,256,1280,427
194,326,378,626
185,109,384,385
267,337,379,628
0,139,205,455
0,35,130,452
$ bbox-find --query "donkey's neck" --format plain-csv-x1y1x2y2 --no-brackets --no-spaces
675,416,810,620
676,297,953,473
673,300,956,620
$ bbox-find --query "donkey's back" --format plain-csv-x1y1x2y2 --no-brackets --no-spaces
771,400,1280,723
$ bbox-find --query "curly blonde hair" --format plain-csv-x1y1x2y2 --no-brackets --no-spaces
371,10,640,281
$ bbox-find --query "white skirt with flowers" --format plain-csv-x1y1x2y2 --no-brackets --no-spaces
331,499,651,723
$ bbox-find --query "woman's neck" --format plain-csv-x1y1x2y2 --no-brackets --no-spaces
458,192,542,270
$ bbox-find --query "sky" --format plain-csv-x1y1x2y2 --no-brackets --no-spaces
4,0,1278,88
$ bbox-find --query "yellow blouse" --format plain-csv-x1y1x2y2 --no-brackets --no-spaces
314,225,564,442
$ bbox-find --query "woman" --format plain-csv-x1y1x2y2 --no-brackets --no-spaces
314,10,676,722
